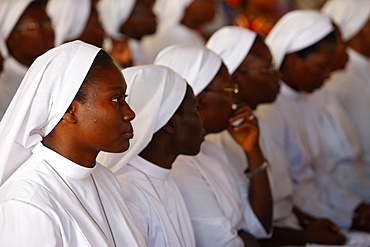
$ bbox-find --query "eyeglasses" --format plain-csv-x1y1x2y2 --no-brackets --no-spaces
237,62,277,75
14,21,53,32
204,84,239,95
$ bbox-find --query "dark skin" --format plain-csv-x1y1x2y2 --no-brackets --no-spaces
281,41,336,93
6,1,54,67
181,0,216,31
43,61,135,168
331,23,348,71
120,0,157,40
75,0,105,47
346,18,370,58
232,35,347,245
139,86,204,169
197,63,272,242
232,36,280,110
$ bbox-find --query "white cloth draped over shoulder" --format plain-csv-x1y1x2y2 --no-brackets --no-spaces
141,0,205,63
258,10,368,229
153,43,270,244
154,44,221,96
322,0,370,42
204,25,298,229
98,65,193,246
171,140,269,247
0,41,98,185
0,41,146,246
46,0,91,46
0,0,34,119
206,26,256,75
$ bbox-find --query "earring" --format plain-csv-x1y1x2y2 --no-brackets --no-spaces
231,103,238,110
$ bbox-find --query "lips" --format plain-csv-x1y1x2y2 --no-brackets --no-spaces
123,130,134,139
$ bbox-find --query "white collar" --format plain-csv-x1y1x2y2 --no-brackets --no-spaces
32,142,95,180
128,155,171,179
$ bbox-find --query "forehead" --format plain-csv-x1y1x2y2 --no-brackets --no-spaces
89,62,126,90
18,2,48,22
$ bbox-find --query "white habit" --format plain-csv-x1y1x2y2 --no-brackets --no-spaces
119,155,195,247
0,143,145,247
171,140,269,247
256,83,362,229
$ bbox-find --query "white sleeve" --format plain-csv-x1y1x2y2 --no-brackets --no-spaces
171,163,244,247
0,200,62,247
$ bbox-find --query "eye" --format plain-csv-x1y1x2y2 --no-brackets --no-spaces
112,95,122,103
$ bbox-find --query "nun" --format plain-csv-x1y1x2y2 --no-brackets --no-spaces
155,44,273,246
97,0,157,66
206,25,351,246
0,41,145,246
47,0,105,47
255,10,370,234
313,0,370,177
141,0,216,62
98,65,203,246
0,0,55,120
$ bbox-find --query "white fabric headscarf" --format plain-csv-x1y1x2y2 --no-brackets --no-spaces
0,41,100,186
153,0,193,31
0,0,34,57
154,44,221,96
322,0,370,41
265,10,334,69
47,0,91,46
206,26,257,75
97,0,136,39
98,65,187,174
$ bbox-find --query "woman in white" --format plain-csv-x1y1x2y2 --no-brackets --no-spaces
155,44,273,246
257,10,370,234
314,0,370,176
98,65,203,246
0,0,54,120
0,41,145,247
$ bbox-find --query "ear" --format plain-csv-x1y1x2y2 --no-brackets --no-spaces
196,93,207,111
162,115,178,135
62,100,79,124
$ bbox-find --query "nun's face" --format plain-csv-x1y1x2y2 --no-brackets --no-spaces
183,0,216,26
173,86,204,155
6,2,55,67
120,0,157,40
198,63,234,134
76,4,105,47
75,61,135,154
331,24,348,71
233,38,280,109
295,41,336,93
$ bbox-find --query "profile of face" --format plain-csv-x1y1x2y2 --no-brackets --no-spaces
331,24,348,71
233,37,280,109
6,1,55,67
73,58,135,154
198,63,234,134
283,38,336,93
183,0,216,26
172,85,204,155
77,3,106,47
120,0,157,40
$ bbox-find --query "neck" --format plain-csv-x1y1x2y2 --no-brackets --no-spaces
42,139,97,168
139,141,177,169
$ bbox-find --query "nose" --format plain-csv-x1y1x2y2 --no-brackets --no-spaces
123,103,135,122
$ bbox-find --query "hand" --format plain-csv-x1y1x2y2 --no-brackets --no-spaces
352,203,370,232
107,38,133,68
306,219,346,245
227,104,259,152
